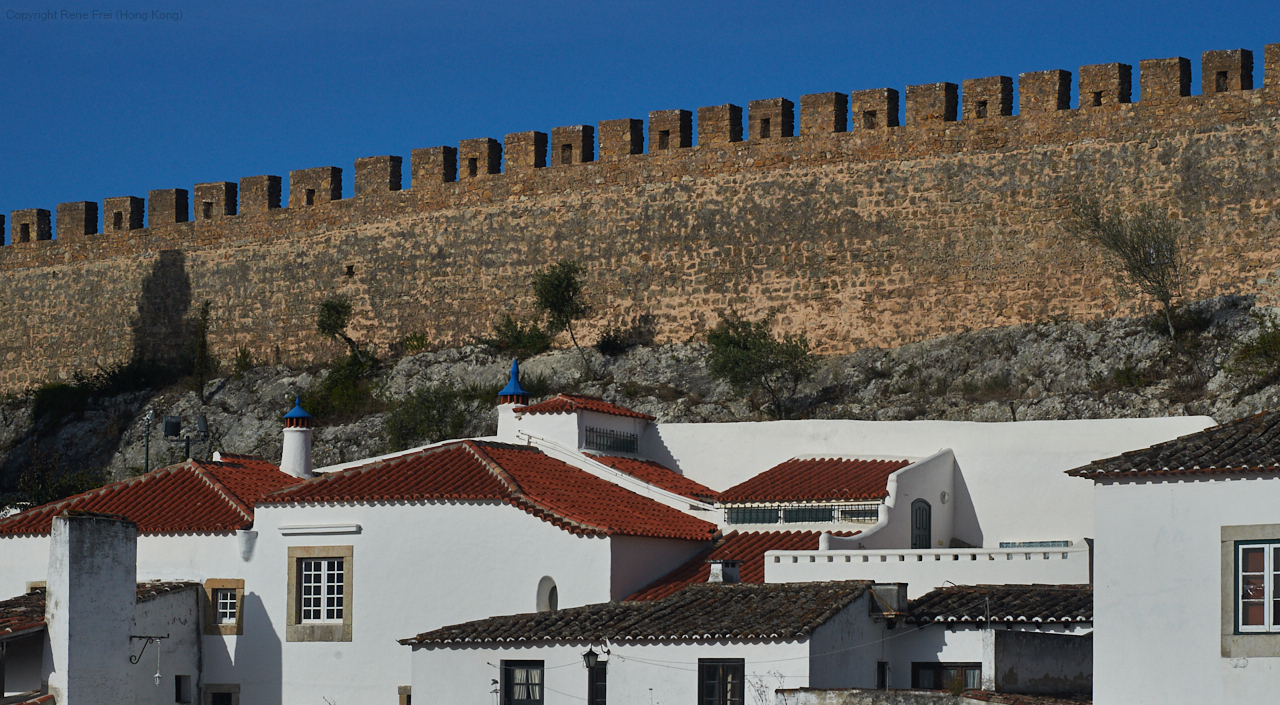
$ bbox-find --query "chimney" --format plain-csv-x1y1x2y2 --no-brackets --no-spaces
280,398,314,479
496,359,531,444
870,583,908,616
707,559,742,584
46,511,137,705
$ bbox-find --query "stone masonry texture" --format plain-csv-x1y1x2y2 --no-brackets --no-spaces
3,44,1280,393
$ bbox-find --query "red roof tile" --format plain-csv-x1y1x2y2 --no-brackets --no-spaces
718,457,911,503
516,394,655,421
262,441,718,542
0,457,300,536
587,454,720,502
624,530,857,601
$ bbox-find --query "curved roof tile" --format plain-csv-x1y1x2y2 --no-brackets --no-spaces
719,457,911,503
1069,410,1280,479
516,394,655,421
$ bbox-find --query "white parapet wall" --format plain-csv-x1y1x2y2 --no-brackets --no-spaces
765,542,1091,598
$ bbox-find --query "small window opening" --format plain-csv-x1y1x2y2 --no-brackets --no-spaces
1216,70,1229,93
759,118,771,139
975,100,988,119
863,110,878,130
19,223,30,242
175,675,192,703
536,576,558,612
1090,91,1103,107
467,158,479,177
211,694,233,705
561,144,573,165
304,189,315,206
113,211,123,230
658,130,670,150
202,201,213,219
344,265,355,277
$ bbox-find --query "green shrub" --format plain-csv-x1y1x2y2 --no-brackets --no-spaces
233,345,255,379
384,385,471,450
31,359,180,425
300,355,384,424
477,315,553,358
595,326,630,357
707,312,814,419
1090,362,1155,393
1229,313,1280,384
402,333,432,355
959,373,1021,402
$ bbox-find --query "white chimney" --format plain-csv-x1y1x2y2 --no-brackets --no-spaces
280,398,314,479
707,559,742,584
45,511,137,705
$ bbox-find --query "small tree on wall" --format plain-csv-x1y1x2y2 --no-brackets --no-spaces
534,260,592,369
1067,195,1199,339
317,295,368,364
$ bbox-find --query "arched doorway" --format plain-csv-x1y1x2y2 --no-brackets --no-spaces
911,499,932,549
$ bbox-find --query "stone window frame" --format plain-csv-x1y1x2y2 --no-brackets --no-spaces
202,683,240,705
1221,523,1280,657
286,545,353,642
203,579,244,636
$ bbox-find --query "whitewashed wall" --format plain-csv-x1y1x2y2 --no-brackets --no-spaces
0,535,50,599
1093,474,1280,705
132,588,202,705
809,593,886,688
649,418,1213,545
241,499,705,705
765,544,1091,598
610,536,708,600
411,640,812,705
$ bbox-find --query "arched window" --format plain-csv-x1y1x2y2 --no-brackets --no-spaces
536,576,558,613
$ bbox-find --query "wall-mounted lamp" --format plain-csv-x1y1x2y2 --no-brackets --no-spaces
129,634,169,686
583,648,599,669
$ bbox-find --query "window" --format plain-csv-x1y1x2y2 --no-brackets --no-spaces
698,659,744,705
863,110,877,130
113,211,123,230
215,589,237,624
304,189,316,206
1236,541,1280,632
875,662,887,690
911,663,980,690
301,558,344,622
501,661,543,705
203,579,244,635
286,545,353,642
562,144,573,165
974,101,988,119
586,662,606,705
175,675,193,703
536,576,558,613
658,130,670,150
1090,91,1103,107
1216,70,1229,93
202,201,213,219
759,118,771,139
726,507,779,525
19,224,30,242
468,158,479,177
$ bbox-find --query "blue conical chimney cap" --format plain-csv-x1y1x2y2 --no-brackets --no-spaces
284,396,312,419
499,359,529,397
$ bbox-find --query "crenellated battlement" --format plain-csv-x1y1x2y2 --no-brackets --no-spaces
4,41,1280,395
6,43,1280,253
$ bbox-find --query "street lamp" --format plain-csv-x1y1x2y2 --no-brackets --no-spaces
582,648,599,669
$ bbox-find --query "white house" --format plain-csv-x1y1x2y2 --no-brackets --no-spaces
399,580,895,705
1068,410,1280,705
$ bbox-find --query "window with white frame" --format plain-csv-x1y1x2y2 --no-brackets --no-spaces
300,558,345,622
1237,541,1280,632
214,589,238,624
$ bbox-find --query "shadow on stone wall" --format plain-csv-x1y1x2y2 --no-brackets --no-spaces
131,249,193,365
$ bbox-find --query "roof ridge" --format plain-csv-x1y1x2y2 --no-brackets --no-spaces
463,440,526,497
188,461,254,526
467,442,616,536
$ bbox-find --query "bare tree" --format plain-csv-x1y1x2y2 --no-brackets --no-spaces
1067,195,1199,339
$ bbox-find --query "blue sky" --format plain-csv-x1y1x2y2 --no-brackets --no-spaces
1,0,1277,236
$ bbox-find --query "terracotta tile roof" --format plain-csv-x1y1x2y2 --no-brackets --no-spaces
625,530,857,601
0,590,46,638
0,582,199,639
262,440,718,542
516,393,655,421
906,584,1092,624
587,454,720,502
7,693,55,705
400,581,871,645
1069,410,1280,480
719,457,911,503
0,457,300,536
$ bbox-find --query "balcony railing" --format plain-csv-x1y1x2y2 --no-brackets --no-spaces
583,427,638,454
725,502,881,525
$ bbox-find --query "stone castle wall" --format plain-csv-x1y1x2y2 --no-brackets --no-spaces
3,44,1280,393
